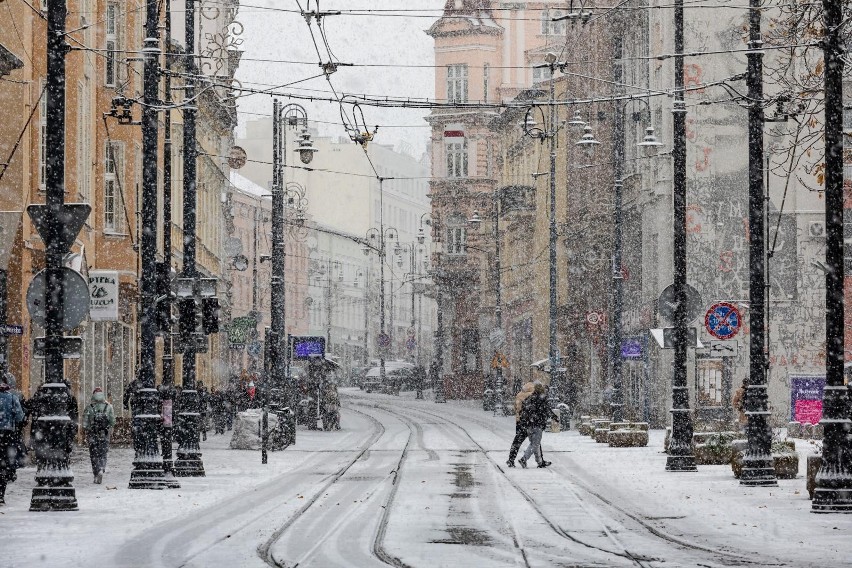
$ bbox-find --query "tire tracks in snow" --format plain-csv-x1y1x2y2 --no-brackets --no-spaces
259,399,414,568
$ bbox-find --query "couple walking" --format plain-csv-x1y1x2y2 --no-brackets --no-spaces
507,381,558,468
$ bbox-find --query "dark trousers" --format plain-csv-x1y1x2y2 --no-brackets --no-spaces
508,422,544,463
88,437,110,476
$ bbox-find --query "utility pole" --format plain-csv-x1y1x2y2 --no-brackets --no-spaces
812,0,852,512
174,0,205,478
128,0,174,489
610,34,625,425
665,0,697,472
547,60,561,399
158,0,177,478
28,0,87,509
741,0,776,487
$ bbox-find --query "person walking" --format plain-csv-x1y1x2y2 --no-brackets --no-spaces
210,388,226,435
82,387,115,484
197,382,209,441
507,381,535,467
0,376,25,504
518,383,558,469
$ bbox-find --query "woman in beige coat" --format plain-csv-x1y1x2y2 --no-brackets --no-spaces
507,382,537,467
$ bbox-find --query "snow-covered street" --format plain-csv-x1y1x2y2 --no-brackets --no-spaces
3,389,851,568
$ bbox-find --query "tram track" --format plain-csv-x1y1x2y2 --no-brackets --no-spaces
383,399,649,567
399,399,793,568
259,402,415,568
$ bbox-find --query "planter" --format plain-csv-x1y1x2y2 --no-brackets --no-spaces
696,443,734,465
774,453,799,480
594,427,610,444
608,429,648,448
807,455,822,499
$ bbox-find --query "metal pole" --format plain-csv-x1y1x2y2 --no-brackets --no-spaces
610,36,625,425
548,66,559,398
379,180,387,386
29,0,80,511
741,0,776,487
270,100,286,435
174,0,204,477
812,0,852,512
326,260,332,352
128,0,173,489
665,0,697,472
159,0,177,477
494,189,506,413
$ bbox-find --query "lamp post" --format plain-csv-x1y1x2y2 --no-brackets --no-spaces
522,69,599,401
610,97,663,424
173,0,205,479
666,0,697,472
812,0,852,512
740,0,777,487
269,100,314,457
467,196,508,415
363,222,399,388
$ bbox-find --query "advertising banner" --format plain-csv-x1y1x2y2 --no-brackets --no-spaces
789,375,825,424
88,270,119,321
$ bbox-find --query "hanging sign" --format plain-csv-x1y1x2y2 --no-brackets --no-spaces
89,270,120,321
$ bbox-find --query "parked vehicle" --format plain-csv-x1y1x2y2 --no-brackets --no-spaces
361,361,416,395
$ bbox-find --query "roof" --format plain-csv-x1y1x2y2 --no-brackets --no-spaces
229,171,270,200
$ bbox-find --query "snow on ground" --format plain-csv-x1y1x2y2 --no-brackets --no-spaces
2,389,851,568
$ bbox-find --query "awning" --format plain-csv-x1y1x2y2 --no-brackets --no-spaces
0,43,24,78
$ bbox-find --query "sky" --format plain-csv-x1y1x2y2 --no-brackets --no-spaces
234,1,447,160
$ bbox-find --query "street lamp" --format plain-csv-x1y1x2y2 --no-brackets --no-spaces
266,100,314,459
364,223,399,389
467,191,512,416
522,67,599,403
610,97,665,425
666,0,697,473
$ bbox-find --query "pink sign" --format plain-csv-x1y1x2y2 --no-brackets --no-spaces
794,400,822,425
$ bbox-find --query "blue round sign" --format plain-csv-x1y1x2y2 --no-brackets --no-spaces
705,302,741,340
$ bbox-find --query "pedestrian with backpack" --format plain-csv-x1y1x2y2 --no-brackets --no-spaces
82,387,115,484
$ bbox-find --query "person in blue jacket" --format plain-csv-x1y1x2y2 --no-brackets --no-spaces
0,376,25,505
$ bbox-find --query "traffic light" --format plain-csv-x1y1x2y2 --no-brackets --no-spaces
178,298,197,340
155,262,171,333
201,297,220,334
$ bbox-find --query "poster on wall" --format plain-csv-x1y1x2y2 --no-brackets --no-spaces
789,375,825,424
89,270,119,321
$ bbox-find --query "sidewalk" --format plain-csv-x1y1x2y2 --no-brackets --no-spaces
538,428,852,566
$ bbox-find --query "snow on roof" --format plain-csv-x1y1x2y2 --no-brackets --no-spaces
229,171,270,200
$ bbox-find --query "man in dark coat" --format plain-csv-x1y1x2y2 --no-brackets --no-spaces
518,383,558,468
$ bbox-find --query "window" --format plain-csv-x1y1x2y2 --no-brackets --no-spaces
77,82,92,202
447,64,468,103
104,142,124,232
483,64,489,103
541,9,566,35
38,80,47,191
844,107,852,149
446,141,468,178
532,65,553,84
105,3,119,86
446,217,467,256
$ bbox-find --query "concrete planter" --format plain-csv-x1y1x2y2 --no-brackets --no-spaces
806,455,822,499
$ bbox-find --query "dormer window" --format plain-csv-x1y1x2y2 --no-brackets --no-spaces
541,9,566,35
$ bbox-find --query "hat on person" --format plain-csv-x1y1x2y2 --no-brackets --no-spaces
93,387,103,394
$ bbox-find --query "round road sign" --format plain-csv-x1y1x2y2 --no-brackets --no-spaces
26,268,90,330
585,311,602,325
377,333,391,348
705,302,742,340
